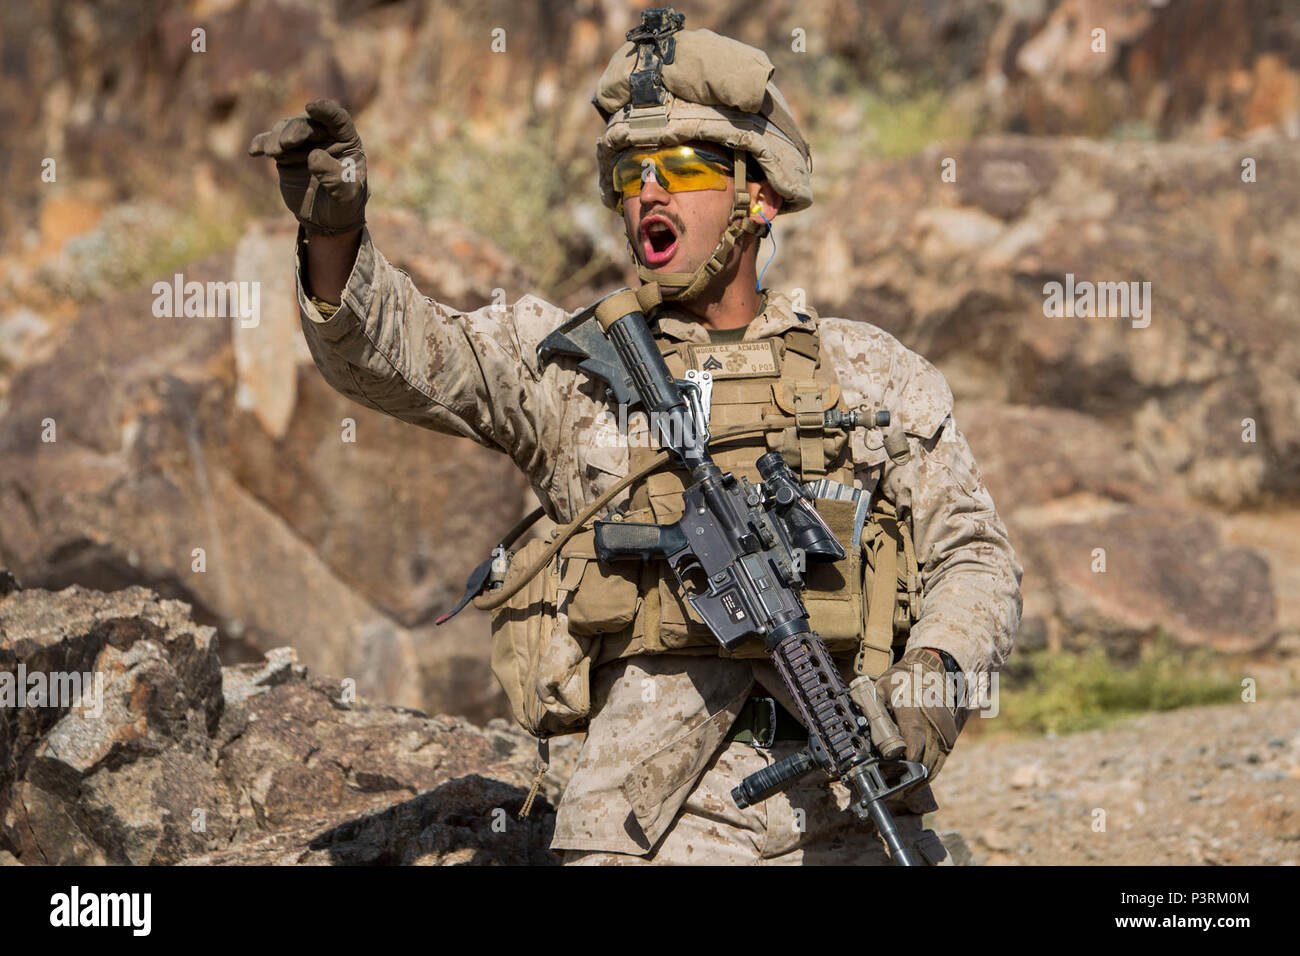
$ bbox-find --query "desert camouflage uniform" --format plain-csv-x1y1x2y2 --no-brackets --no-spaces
296,227,1023,864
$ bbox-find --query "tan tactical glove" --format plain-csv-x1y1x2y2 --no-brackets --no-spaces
875,647,968,784
248,98,368,236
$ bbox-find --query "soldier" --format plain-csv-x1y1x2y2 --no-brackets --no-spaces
249,10,1022,865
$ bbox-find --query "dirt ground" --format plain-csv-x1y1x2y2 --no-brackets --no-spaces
929,696,1300,865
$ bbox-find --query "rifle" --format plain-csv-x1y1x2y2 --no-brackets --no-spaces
567,287,930,865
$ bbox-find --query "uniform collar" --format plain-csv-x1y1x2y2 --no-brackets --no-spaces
651,289,816,344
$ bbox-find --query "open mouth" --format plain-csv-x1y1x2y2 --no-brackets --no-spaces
640,215,680,266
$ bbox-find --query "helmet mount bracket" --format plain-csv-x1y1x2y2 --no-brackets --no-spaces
626,7,685,109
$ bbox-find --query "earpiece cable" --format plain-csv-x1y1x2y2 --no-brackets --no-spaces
752,205,775,291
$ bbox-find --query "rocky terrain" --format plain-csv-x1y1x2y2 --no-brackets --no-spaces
0,213,535,718
0,581,574,865
935,697,1300,866
4,0,1297,258
3,581,1293,867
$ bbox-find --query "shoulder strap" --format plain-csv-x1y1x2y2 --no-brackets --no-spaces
856,500,902,677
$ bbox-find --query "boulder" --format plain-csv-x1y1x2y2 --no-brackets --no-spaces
958,401,1278,654
0,582,567,866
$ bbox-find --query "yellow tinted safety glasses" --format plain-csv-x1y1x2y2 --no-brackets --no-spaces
613,145,733,209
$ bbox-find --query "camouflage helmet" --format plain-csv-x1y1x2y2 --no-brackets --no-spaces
592,10,812,301
593,14,813,216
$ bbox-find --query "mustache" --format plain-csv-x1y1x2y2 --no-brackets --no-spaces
640,211,685,235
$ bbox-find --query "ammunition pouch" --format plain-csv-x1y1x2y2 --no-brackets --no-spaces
489,536,599,738
561,528,641,637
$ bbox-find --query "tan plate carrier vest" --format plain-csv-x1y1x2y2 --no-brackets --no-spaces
489,320,921,738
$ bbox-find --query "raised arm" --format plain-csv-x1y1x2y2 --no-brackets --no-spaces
303,228,362,305
250,98,564,490
293,226,562,485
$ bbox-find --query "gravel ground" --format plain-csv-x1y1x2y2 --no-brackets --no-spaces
929,696,1300,865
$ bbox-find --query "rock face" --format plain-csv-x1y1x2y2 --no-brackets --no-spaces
839,0,1300,140
801,136,1300,511
0,212,533,714
0,582,568,865
778,135,1298,656
0,585,222,865
3,0,1295,259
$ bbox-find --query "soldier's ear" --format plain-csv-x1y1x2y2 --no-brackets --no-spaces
746,179,783,221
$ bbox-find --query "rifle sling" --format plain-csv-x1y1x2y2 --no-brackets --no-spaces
472,418,806,611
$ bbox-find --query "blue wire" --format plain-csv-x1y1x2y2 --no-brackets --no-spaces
755,209,775,291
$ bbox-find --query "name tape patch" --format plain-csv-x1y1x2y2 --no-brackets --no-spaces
685,340,781,378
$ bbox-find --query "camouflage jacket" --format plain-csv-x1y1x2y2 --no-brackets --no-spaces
295,228,1023,854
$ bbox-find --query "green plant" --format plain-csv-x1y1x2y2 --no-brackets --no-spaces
797,52,978,167
35,202,246,303
860,86,976,159
993,632,1242,736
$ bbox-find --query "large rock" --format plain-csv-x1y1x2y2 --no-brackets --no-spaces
958,401,1278,654
1016,508,1275,655
0,585,224,864
787,135,1300,510
0,582,569,865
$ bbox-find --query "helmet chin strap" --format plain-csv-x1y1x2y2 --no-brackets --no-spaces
635,149,769,304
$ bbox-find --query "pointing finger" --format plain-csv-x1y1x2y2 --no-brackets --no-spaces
247,129,273,156
248,114,326,161
304,98,358,144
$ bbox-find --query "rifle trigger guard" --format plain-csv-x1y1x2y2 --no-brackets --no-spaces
850,758,929,815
